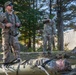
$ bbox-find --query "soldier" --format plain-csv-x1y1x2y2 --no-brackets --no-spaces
0,1,21,64
42,15,56,54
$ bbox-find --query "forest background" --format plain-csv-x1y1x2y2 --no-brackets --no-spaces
0,0,76,52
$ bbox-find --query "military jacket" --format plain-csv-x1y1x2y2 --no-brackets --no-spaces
43,19,56,36
0,12,21,34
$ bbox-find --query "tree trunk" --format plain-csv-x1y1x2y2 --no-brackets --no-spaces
28,0,32,48
33,0,36,51
57,0,64,51
49,0,55,50
50,0,52,15
27,37,31,48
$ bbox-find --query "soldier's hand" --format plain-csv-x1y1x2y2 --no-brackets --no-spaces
6,23,12,28
16,23,20,28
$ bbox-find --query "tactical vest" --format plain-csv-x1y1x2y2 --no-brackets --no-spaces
5,12,19,36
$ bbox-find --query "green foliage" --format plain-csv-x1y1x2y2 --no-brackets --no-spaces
13,0,42,42
0,0,7,6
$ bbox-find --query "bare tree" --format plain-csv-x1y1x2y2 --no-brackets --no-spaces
57,0,64,51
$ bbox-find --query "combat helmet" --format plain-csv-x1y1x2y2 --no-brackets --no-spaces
4,1,13,8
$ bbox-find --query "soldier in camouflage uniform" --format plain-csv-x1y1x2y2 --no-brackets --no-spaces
42,15,56,54
0,1,21,63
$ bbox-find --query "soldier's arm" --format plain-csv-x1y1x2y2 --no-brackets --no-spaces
0,13,6,29
0,22,6,29
15,15,21,27
51,20,57,35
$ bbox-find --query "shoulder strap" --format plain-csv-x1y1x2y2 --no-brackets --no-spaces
5,12,10,23
14,14,16,24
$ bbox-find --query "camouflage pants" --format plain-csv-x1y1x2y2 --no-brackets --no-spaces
43,34,52,53
2,33,20,63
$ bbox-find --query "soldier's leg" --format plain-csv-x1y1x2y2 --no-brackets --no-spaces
51,35,55,50
47,35,52,53
12,36,20,59
43,35,47,53
2,34,10,63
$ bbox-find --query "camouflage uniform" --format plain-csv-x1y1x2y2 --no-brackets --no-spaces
0,1,21,63
43,16,56,53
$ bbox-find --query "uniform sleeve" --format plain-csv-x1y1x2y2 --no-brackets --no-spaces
15,15,21,26
52,20,57,35
0,13,6,29
0,22,6,29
